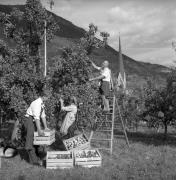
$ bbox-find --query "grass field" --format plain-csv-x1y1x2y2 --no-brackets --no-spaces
1,130,176,180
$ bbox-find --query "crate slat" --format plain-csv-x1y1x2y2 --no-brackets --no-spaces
33,138,55,145
34,135,55,141
75,161,101,166
47,162,73,165
34,129,55,136
46,166,73,169
47,159,73,163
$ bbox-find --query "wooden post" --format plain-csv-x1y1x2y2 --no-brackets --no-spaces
44,20,47,77
116,99,130,148
89,131,94,142
110,96,115,154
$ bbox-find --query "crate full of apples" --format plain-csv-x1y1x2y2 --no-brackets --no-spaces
33,129,55,145
46,151,73,169
74,149,102,168
63,134,90,151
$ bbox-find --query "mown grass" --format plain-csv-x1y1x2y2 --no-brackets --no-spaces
1,131,176,180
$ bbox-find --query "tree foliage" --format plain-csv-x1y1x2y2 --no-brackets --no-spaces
0,0,110,138
50,23,108,130
0,0,58,70
0,0,57,123
143,74,176,137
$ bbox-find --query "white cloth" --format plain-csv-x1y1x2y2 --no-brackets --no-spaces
60,104,77,135
101,67,111,82
25,97,46,120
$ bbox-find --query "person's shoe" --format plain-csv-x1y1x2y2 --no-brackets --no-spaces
33,160,43,167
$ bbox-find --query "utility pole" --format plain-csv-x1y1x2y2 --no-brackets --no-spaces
172,41,176,52
43,0,54,77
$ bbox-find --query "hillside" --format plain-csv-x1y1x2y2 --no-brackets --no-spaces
0,4,170,85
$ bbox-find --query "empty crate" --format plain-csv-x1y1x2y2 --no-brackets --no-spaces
33,129,55,145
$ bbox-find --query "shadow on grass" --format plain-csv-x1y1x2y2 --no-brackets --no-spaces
50,133,66,151
114,130,176,147
16,175,26,180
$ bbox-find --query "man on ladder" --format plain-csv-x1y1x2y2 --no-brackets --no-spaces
89,59,129,154
89,60,113,112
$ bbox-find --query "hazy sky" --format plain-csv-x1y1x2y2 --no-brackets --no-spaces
0,0,176,66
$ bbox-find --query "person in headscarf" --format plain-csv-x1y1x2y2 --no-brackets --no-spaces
60,96,78,136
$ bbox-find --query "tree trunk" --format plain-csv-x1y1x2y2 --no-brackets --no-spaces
164,121,167,139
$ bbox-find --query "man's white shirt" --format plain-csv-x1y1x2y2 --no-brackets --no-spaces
25,97,46,120
101,67,111,82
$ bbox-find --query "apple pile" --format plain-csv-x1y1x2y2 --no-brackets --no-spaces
48,153,72,159
75,150,100,158
64,135,88,150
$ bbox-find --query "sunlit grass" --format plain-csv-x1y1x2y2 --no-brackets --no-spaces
1,131,176,180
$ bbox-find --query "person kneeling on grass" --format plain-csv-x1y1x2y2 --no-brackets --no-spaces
23,91,50,166
59,96,77,138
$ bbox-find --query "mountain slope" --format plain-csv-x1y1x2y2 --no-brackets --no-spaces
0,4,169,81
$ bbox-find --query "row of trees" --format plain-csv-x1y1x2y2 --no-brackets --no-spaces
0,0,175,141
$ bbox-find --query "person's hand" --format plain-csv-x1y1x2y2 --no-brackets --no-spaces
89,78,93,81
38,130,45,136
44,127,50,132
60,98,64,102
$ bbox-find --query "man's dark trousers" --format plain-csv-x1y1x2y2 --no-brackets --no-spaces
24,116,39,164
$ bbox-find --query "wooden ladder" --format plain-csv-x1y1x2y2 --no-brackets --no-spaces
89,94,129,154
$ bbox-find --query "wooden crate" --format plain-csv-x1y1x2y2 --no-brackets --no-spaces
74,149,102,168
63,134,90,151
33,129,55,145
46,151,73,169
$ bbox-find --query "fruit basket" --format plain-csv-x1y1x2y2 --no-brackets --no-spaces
33,129,55,145
46,151,73,169
74,149,102,168
63,134,90,151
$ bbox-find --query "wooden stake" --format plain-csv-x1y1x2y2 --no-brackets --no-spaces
116,99,130,148
44,20,47,77
110,96,115,154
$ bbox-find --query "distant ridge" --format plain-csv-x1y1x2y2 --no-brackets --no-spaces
0,4,170,83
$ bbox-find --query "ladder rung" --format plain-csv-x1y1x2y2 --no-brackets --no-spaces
97,148,111,151
107,96,114,99
114,134,125,138
103,112,113,115
91,138,111,141
96,129,112,132
97,121,112,123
